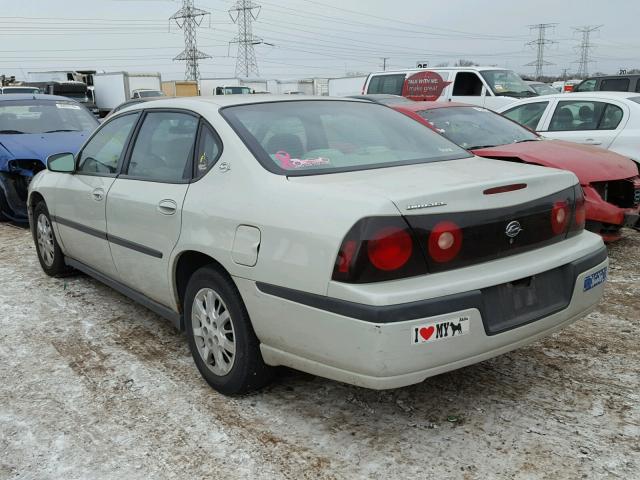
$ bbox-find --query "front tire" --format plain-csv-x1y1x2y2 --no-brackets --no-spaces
184,266,274,395
33,202,69,276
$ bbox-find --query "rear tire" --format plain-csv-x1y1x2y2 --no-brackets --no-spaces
184,266,274,395
33,202,69,276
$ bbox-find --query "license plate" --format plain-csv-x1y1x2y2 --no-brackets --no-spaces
583,267,607,292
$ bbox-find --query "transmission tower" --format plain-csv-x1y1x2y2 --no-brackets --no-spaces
229,0,263,77
170,0,211,81
525,23,557,80
574,25,603,78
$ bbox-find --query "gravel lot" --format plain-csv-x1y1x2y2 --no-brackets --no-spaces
0,223,638,480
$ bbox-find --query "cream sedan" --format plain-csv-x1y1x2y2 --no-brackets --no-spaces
29,96,607,394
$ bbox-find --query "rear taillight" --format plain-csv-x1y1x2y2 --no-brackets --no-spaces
551,200,570,235
367,227,413,271
428,221,463,263
568,185,586,235
332,217,427,283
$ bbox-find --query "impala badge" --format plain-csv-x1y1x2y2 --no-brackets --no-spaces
505,220,523,239
406,201,447,211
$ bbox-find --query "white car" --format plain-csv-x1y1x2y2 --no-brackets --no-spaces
28,96,607,394
498,92,640,164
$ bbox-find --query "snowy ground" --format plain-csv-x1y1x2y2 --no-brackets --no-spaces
0,223,638,480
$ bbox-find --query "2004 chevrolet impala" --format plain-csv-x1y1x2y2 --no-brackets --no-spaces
28,96,608,394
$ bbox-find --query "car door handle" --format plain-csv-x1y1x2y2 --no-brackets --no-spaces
157,199,177,215
91,188,105,201
584,139,602,145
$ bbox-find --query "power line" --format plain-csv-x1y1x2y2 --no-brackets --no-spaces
574,25,603,78
525,23,557,80
170,0,212,81
229,0,268,77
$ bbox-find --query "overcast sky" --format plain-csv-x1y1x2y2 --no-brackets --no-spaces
2,0,639,81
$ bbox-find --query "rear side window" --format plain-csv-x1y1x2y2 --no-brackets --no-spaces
599,104,624,130
635,82,640,93
366,74,405,95
194,124,222,177
78,113,139,175
547,101,623,131
600,78,630,92
502,102,548,130
452,72,484,96
127,111,198,182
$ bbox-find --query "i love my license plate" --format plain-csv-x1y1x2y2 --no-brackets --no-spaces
583,267,607,292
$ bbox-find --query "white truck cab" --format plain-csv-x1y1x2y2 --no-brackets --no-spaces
363,67,538,110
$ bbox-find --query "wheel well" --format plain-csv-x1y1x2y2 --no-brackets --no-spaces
29,191,45,211
175,251,230,313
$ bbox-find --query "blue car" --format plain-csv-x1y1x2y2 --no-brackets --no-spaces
0,94,98,222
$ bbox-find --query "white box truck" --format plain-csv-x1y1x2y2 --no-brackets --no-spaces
328,76,367,97
93,72,162,116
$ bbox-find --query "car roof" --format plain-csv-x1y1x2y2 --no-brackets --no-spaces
0,93,79,102
119,94,365,111
506,91,640,102
582,74,640,80
367,67,509,76
390,101,472,112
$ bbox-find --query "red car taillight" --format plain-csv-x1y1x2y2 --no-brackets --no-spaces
367,227,413,271
428,221,463,263
332,217,427,283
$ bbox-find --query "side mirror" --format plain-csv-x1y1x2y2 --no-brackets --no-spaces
47,153,76,173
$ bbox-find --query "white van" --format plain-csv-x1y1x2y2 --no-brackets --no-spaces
363,67,537,110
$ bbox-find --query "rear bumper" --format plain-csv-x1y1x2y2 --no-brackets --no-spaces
237,243,607,390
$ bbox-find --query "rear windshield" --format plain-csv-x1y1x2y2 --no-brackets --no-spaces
416,106,538,150
221,100,470,176
0,99,98,134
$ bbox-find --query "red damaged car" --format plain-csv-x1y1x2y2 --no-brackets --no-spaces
391,101,640,242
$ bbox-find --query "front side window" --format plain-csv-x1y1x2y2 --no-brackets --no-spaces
480,70,537,98
575,79,596,92
502,101,549,130
221,100,470,176
0,99,98,134
127,111,198,182
452,72,484,96
77,113,139,174
366,74,405,95
416,106,538,150
600,78,630,92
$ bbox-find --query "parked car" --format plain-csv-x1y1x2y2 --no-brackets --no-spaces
132,89,165,99
29,96,607,394
498,92,640,165
575,74,640,94
0,94,99,221
363,67,537,110
389,101,640,241
526,81,558,96
0,86,40,94
107,96,170,117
